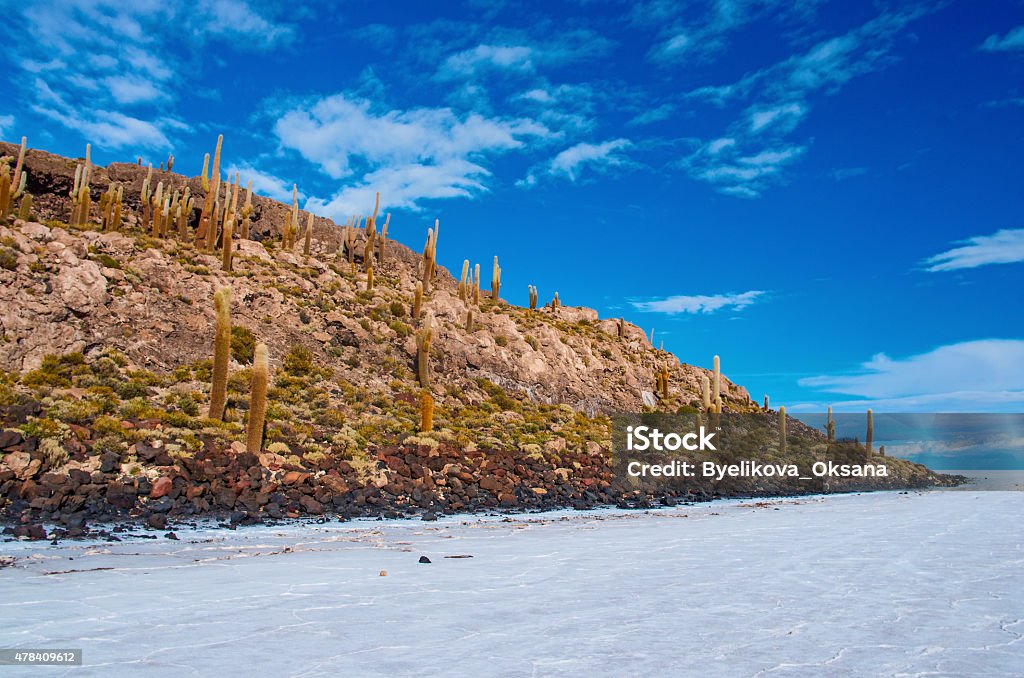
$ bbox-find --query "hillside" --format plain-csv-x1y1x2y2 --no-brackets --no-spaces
0,138,954,537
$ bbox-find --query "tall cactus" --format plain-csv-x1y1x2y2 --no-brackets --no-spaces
491,256,501,301
419,390,434,433
0,164,10,221
825,405,835,442
617,317,625,338
657,365,669,400
551,292,560,311
712,355,721,405
11,136,26,199
221,215,234,271
196,135,223,250
239,180,253,239
303,212,313,256
779,406,787,455
208,287,231,420
245,342,269,453
473,263,481,305
701,374,711,410
459,260,470,301
379,212,390,263
528,285,538,310
413,281,423,319
421,220,439,293
866,409,874,455
465,308,473,332
763,394,770,411
416,314,434,388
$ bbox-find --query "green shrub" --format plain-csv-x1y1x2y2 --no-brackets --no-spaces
283,345,314,377
230,325,256,364
0,247,18,271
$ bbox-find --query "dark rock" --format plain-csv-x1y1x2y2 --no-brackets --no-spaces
165,532,178,540
421,511,438,521
147,513,167,530
99,452,120,473
148,497,173,513
0,430,23,449
418,555,431,564
13,524,47,540
299,495,323,515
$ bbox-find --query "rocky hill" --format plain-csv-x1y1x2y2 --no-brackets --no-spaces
0,139,955,538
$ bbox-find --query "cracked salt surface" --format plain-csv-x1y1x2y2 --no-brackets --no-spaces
1,491,1021,677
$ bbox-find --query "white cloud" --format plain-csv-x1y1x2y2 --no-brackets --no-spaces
438,45,535,79
519,138,632,187
0,115,14,139
922,228,1024,272
684,143,805,197
680,6,931,197
798,340,1024,412
980,26,1024,52
104,75,168,105
628,103,674,127
307,159,493,217
631,290,765,314
650,32,693,61
225,162,304,204
749,102,806,133
12,0,293,150
274,92,552,217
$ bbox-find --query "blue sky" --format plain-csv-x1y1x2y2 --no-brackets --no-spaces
2,0,1023,413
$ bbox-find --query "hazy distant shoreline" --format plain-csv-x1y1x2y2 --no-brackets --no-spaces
930,469,1024,491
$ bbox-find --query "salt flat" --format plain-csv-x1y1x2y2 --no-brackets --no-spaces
1,491,1021,677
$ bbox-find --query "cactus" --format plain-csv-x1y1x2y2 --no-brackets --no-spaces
196,135,223,250
826,405,835,442
71,144,92,227
167,153,174,172
650,328,655,344
866,409,874,455
416,314,434,387
473,263,481,305
379,212,390,263
11,137,26,199
245,342,269,453
551,292,560,311
465,308,473,332
413,281,423,319
779,406,787,455
112,185,123,232
150,180,164,236
712,355,721,404
878,445,886,457
491,255,501,301
221,214,234,271
303,212,313,256
177,187,192,238
617,317,625,338
140,164,153,232
17,192,32,221
419,390,434,433
367,265,374,291
528,285,538,310
421,220,439,293
200,153,210,192
239,180,253,239
0,164,10,220
459,260,469,301
657,365,669,400
208,287,231,419
701,374,711,410
763,394,770,411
